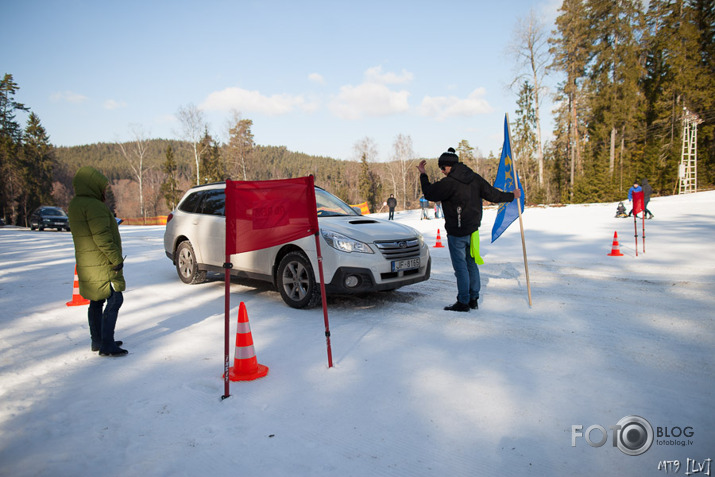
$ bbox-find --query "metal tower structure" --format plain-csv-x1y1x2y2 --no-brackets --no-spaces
679,108,701,194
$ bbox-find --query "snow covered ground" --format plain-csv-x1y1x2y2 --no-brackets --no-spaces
1,191,713,477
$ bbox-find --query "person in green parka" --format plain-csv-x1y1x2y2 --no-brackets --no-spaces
68,167,128,357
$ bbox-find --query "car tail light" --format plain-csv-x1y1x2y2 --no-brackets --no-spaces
166,212,173,224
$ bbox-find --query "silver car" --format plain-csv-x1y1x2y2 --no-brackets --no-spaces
163,182,431,308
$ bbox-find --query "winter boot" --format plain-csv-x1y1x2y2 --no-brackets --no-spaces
98,291,127,356
88,302,103,351
444,301,470,312
99,346,128,357
92,340,124,352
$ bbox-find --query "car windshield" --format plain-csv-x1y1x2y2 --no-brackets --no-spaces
41,208,66,217
315,188,359,217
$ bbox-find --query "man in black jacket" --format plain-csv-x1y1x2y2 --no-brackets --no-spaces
387,194,397,220
418,148,520,312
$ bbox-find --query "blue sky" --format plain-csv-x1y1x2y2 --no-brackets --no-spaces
2,0,560,161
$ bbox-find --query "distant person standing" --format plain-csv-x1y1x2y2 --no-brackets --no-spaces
387,194,397,220
627,182,643,217
417,148,520,312
641,178,654,219
420,196,430,219
68,166,128,357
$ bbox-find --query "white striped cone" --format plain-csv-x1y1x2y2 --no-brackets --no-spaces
227,302,268,381
66,265,90,306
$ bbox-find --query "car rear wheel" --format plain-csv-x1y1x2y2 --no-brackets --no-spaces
175,240,207,284
277,251,320,309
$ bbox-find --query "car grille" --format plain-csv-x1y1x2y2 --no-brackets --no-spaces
373,238,421,260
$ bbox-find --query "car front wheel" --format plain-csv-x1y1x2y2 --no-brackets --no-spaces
175,240,207,284
277,251,320,309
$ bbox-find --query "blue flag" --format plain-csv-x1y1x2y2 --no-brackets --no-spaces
491,115,525,243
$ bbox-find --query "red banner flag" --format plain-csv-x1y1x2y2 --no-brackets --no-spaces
225,177,319,255
632,191,645,216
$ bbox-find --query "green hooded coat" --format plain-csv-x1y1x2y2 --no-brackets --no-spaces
68,167,125,301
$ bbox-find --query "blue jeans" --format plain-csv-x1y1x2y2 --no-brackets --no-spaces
88,287,123,350
447,234,480,304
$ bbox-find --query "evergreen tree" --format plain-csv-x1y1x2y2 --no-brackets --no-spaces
513,81,545,202
354,137,380,211
549,0,591,199
199,128,223,183
21,113,55,223
357,150,381,212
513,81,537,162
585,0,644,180
0,74,28,142
226,115,254,180
160,144,182,211
456,139,477,174
1,74,30,224
642,0,711,192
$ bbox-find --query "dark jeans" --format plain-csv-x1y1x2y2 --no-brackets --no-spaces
88,287,123,351
388,208,395,220
447,234,480,305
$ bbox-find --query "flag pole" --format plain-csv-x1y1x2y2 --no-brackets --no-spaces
505,113,533,306
633,213,639,257
313,233,334,368
222,254,231,400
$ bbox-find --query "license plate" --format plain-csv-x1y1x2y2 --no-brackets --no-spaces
391,257,420,272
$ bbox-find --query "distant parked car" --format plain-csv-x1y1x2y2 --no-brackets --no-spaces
163,182,431,308
29,206,70,231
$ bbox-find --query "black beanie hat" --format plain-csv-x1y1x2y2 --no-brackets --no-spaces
438,147,459,167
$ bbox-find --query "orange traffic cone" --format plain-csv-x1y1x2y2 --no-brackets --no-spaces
66,265,90,306
607,231,624,256
434,229,445,248
227,302,269,382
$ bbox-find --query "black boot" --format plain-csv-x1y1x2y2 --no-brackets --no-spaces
92,340,123,352
98,291,127,356
99,346,128,357
88,302,103,351
444,301,470,312
469,298,479,310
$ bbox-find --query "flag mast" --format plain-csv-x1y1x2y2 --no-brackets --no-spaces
505,113,533,306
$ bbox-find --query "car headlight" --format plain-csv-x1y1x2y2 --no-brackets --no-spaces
321,230,374,253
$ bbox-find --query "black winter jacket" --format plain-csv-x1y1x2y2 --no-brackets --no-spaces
420,163,515,237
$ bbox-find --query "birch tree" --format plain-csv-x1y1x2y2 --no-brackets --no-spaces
176,103,208,185
117,124,150,219
509,9,550,187
389,134,416,209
